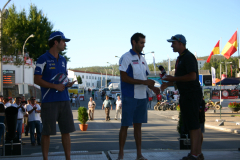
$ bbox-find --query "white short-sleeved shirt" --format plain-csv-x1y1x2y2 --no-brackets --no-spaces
173,95,179,101
4,102,12,108
72,98,75,103
12,103,25,119
119,49,150,99
26,104,41,122
116,100,122,110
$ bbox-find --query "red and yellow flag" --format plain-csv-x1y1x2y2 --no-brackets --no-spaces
206,40,220,63
221,31,238,59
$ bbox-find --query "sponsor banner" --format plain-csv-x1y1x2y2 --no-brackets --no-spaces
212,90,238,99
211,67,216,84
199,75,203,86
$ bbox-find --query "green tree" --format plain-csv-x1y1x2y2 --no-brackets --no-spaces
77,75,82,84
1,4,70,65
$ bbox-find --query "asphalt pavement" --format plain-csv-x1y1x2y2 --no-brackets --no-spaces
16,92,240,157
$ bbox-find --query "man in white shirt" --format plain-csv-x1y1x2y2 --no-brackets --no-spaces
115,96,122,120
4,98,12,108
117,33,159,160
12,97,26,141
88,97,96,120
26,96,41,146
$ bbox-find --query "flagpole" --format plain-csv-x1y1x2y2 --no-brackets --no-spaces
220,37,222,119
238,28,239,57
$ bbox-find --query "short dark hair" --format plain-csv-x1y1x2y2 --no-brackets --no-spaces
16,97,21,100
48,37,61,48
131,33,145,46
4,97,9,102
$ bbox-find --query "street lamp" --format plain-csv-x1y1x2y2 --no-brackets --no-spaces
104,68,107,87
0,0,11,95
85,69,87,87
107,62,114,76
100,71,102,88
143,51,154,58
22,34,34,96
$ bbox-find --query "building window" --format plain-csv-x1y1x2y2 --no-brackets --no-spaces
95,76,96,80
92,83,94,86
92,76,94,79
82,75,84,79
89,76,91,79
86,76,88,79
200,62,201,64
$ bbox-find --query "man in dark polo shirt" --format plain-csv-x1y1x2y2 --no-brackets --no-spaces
161,34,203,160
34,31,76,160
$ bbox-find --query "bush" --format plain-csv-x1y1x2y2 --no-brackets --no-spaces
78,107,88,124
228,102,240,108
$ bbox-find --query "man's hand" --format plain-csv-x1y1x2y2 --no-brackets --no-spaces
162,75,176,82
54,84,65,92
145,79,155,87
152,87,160,95
33,106,37,110
66,81,77,88
160,82,169,91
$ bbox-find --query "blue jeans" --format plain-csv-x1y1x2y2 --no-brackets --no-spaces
29,121,41,144
16,119,23,140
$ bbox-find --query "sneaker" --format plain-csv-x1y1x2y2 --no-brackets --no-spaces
181,154,201,160
181,153,191,160
198,153,204,160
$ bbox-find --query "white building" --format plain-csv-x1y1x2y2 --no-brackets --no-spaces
68,69,120,88
197,59,206,70
2,63,41,99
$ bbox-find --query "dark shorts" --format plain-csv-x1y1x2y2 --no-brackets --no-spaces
121,97,148,126
41,101,75,135
179,91,202,130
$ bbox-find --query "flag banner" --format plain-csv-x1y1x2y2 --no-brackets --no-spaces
221,31,238,59
211,67,216,84
207,40,220,63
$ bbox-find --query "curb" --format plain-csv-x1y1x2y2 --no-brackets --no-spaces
205,124,240,134
171,115,240,134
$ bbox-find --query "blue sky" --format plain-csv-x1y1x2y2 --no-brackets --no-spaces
1,0,240,68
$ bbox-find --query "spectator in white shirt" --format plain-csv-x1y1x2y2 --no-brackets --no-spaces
88,97,96,120
115,96,122,120
26,96,41,146
4,98,12,108
13,97,26,141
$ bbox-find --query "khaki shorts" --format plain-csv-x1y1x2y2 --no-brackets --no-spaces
41,101,75,135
